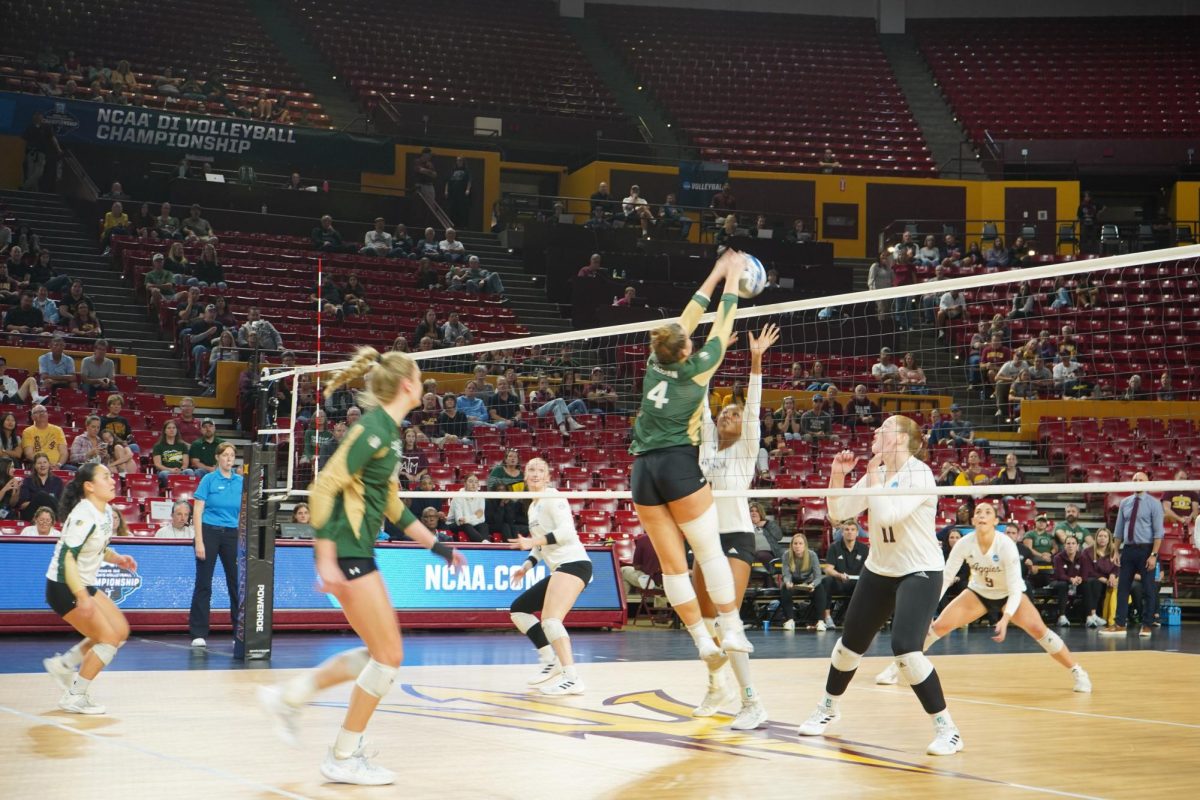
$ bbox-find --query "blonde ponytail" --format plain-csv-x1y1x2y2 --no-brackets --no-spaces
650,322,687,364
323,346,417,409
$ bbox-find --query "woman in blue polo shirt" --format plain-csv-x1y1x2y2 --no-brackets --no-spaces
188,442,243,648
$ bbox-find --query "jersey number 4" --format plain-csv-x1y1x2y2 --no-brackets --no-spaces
647,380,670,409
881,526,897,544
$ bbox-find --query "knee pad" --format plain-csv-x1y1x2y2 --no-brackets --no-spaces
895,651,934,686
678,505,720,559
510,611,539,634
542,617,567,643
92,642,118,666
697,553,735,606
829,638,863,673
661,572,696,609
355,658,399,699
1037,630,1065,655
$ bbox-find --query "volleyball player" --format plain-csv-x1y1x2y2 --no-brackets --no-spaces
509,457,592,695
876,502,1091,692
630,250,754,666
42,463,133,714
692,323,780,730
257,347,465,786
797,415,963,756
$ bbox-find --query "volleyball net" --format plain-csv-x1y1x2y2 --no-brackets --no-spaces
254,242,1200,550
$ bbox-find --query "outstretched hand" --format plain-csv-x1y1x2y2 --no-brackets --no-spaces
748,323,780,357
831,450,859,473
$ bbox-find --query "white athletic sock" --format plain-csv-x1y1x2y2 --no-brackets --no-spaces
820,693,840,713
923,630,942,651
282,672,319,707
702,617,718,638
931,710,956,729
62,642,86,669
686,620,713,647
1070,664,1084,674
716,610,742,636
563,665,578,679
69,674,91,695
728,651,757,702
333,727,363,760
537,645,556,663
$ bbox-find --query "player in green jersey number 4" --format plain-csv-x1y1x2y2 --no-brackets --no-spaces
629,250,756,666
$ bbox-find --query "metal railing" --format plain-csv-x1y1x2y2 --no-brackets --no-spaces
877,217,1199,255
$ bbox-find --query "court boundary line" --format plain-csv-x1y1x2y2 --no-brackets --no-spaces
0,704,312,800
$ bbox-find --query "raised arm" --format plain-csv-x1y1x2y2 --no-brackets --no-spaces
941,536,968,599
827,451,869,522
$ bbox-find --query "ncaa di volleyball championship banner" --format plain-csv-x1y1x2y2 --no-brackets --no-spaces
678,160,729,207
0,91,392,170
0,540,623,612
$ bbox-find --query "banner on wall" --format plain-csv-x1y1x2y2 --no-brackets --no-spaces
0,91,393,171
678,160,728,208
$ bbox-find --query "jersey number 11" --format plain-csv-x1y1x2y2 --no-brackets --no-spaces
881,526,896,544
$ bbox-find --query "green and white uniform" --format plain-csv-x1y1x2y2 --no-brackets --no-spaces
46,500,116,587
309,406,415,560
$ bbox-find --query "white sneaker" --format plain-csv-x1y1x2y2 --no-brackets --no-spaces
875,662,901,685
781,619,795,631
539,673,585,695
797,704,839,737
58,690,106,715
191,637,207,647
1072,668,1092,694
526,659,562,686
566,418,584,431
32,393,49,405
44,654,74,691
717,623,754,654
1085,614,1104,629
730,701,768,731
697,637,728,671
692,666,736,717
320,745,395,785
927,725,964,756
257,684,301,747
815,620,827,632
1057,616,1070,627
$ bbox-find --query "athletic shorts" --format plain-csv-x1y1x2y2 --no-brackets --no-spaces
719,531,758,566
967,588,1009,617
46,579,97,618
338,557,379,581
555,559,594,584
631,445,706,506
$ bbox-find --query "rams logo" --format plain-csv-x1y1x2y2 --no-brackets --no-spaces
95,563,142,605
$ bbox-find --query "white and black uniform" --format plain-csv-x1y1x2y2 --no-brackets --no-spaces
826,455,944,667
943,532,1026,618
45,500,117,617
510,490,593,629
699,373,761,564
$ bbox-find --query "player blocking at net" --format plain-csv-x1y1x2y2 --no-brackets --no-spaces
257,347,466,786
876,502,1091,693
629,250,755,666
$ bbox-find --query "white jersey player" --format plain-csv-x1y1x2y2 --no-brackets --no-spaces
876,503,1091,693
693,324,779,731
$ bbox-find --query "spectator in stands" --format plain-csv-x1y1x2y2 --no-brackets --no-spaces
710,182,736,222
923,407,950,447
984,238,1009,268
783,218,812,244
589,182,614,218
182,205,216,245
1123,374,1150,401
991,452,1028,499
156,500,195,539
613,286,641,307
953,450,989,489
77,339,116,401
584,367,618,414
584,206,612,231
96,395,132,444
410,257,439,291
620,185,653,236
438,311,471,347
413,227,440,260
0,358,42,406
1008,236,1032,268
847,384,880,428
657,192,692,238
715,215,738,254
408,392,441,441
1008,368,1037,416
1077,191,1104,254
68,413,106,468
175,397,202,442
891,247,915,330
387,223,414,258
778,534,826,631
897,352,928,394
26,249,70,295
456,380,492,431
526,373,586,435
413,148,437,203
446,473,488,543
153,420,196,487
436,228,465,264
1001,521,1042,588
411,309,440,345
1024,515,1058,573
37,336,75,393
311,215,350,253
915,235,940,267
457,255,499,295
237,307,283,353
182,304,222,381
871,347,899,392
937,233,963,267
358,217,393,256
433,395,469,444
283,172,304,190
164,242,192,286
576,253,608,281
1102,472,1164,636
621,531,663,592
944,404,983,451
1048,276,1073,310
21,402,67,466
1163,469,1198,529
1054,504,1089,547
99,428,135,475
444,156,473,226
100,202,130,255
68,302,102,339
822,519,868,624
798,393,833,444
143,253,176,312
20,506,59,537
979,332,1010,400
154,202,183,240
21,112,59,192
1053,350,1087,398
188,419,222,476
4,291,44,334
817,148,841,173
1081,528,1117,628
393,427,428,489
192,243,226,289
823,385,845,423
17,453,64,518
486,448,527,541
1051,535,1087,627
866,250,893,323
486,377,526,431
744,502,785,573
992,349,1026,419
1155,372,1175,401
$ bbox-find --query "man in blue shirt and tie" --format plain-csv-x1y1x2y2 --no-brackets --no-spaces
1101,472,1164,637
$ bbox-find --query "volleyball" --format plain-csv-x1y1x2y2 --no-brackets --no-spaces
737,253,768,299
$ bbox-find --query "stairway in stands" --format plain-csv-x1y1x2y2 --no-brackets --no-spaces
454,230,574,339
0,190,196,396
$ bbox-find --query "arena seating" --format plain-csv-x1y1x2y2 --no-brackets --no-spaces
917,17,1200,143
0,0,328,125
593,5,935,175
281,0,621,120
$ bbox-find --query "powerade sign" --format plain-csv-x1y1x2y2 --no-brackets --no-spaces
679,160,729,208
0,541,623,612
0,91,393,171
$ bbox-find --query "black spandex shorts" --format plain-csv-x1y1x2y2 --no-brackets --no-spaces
555,559,594,584
967,588,1010,617
631,445,707,506
338,557,379,581
720,531,758,566
46,580,97,618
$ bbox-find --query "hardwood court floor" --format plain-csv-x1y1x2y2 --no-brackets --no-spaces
1,648,1196,800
